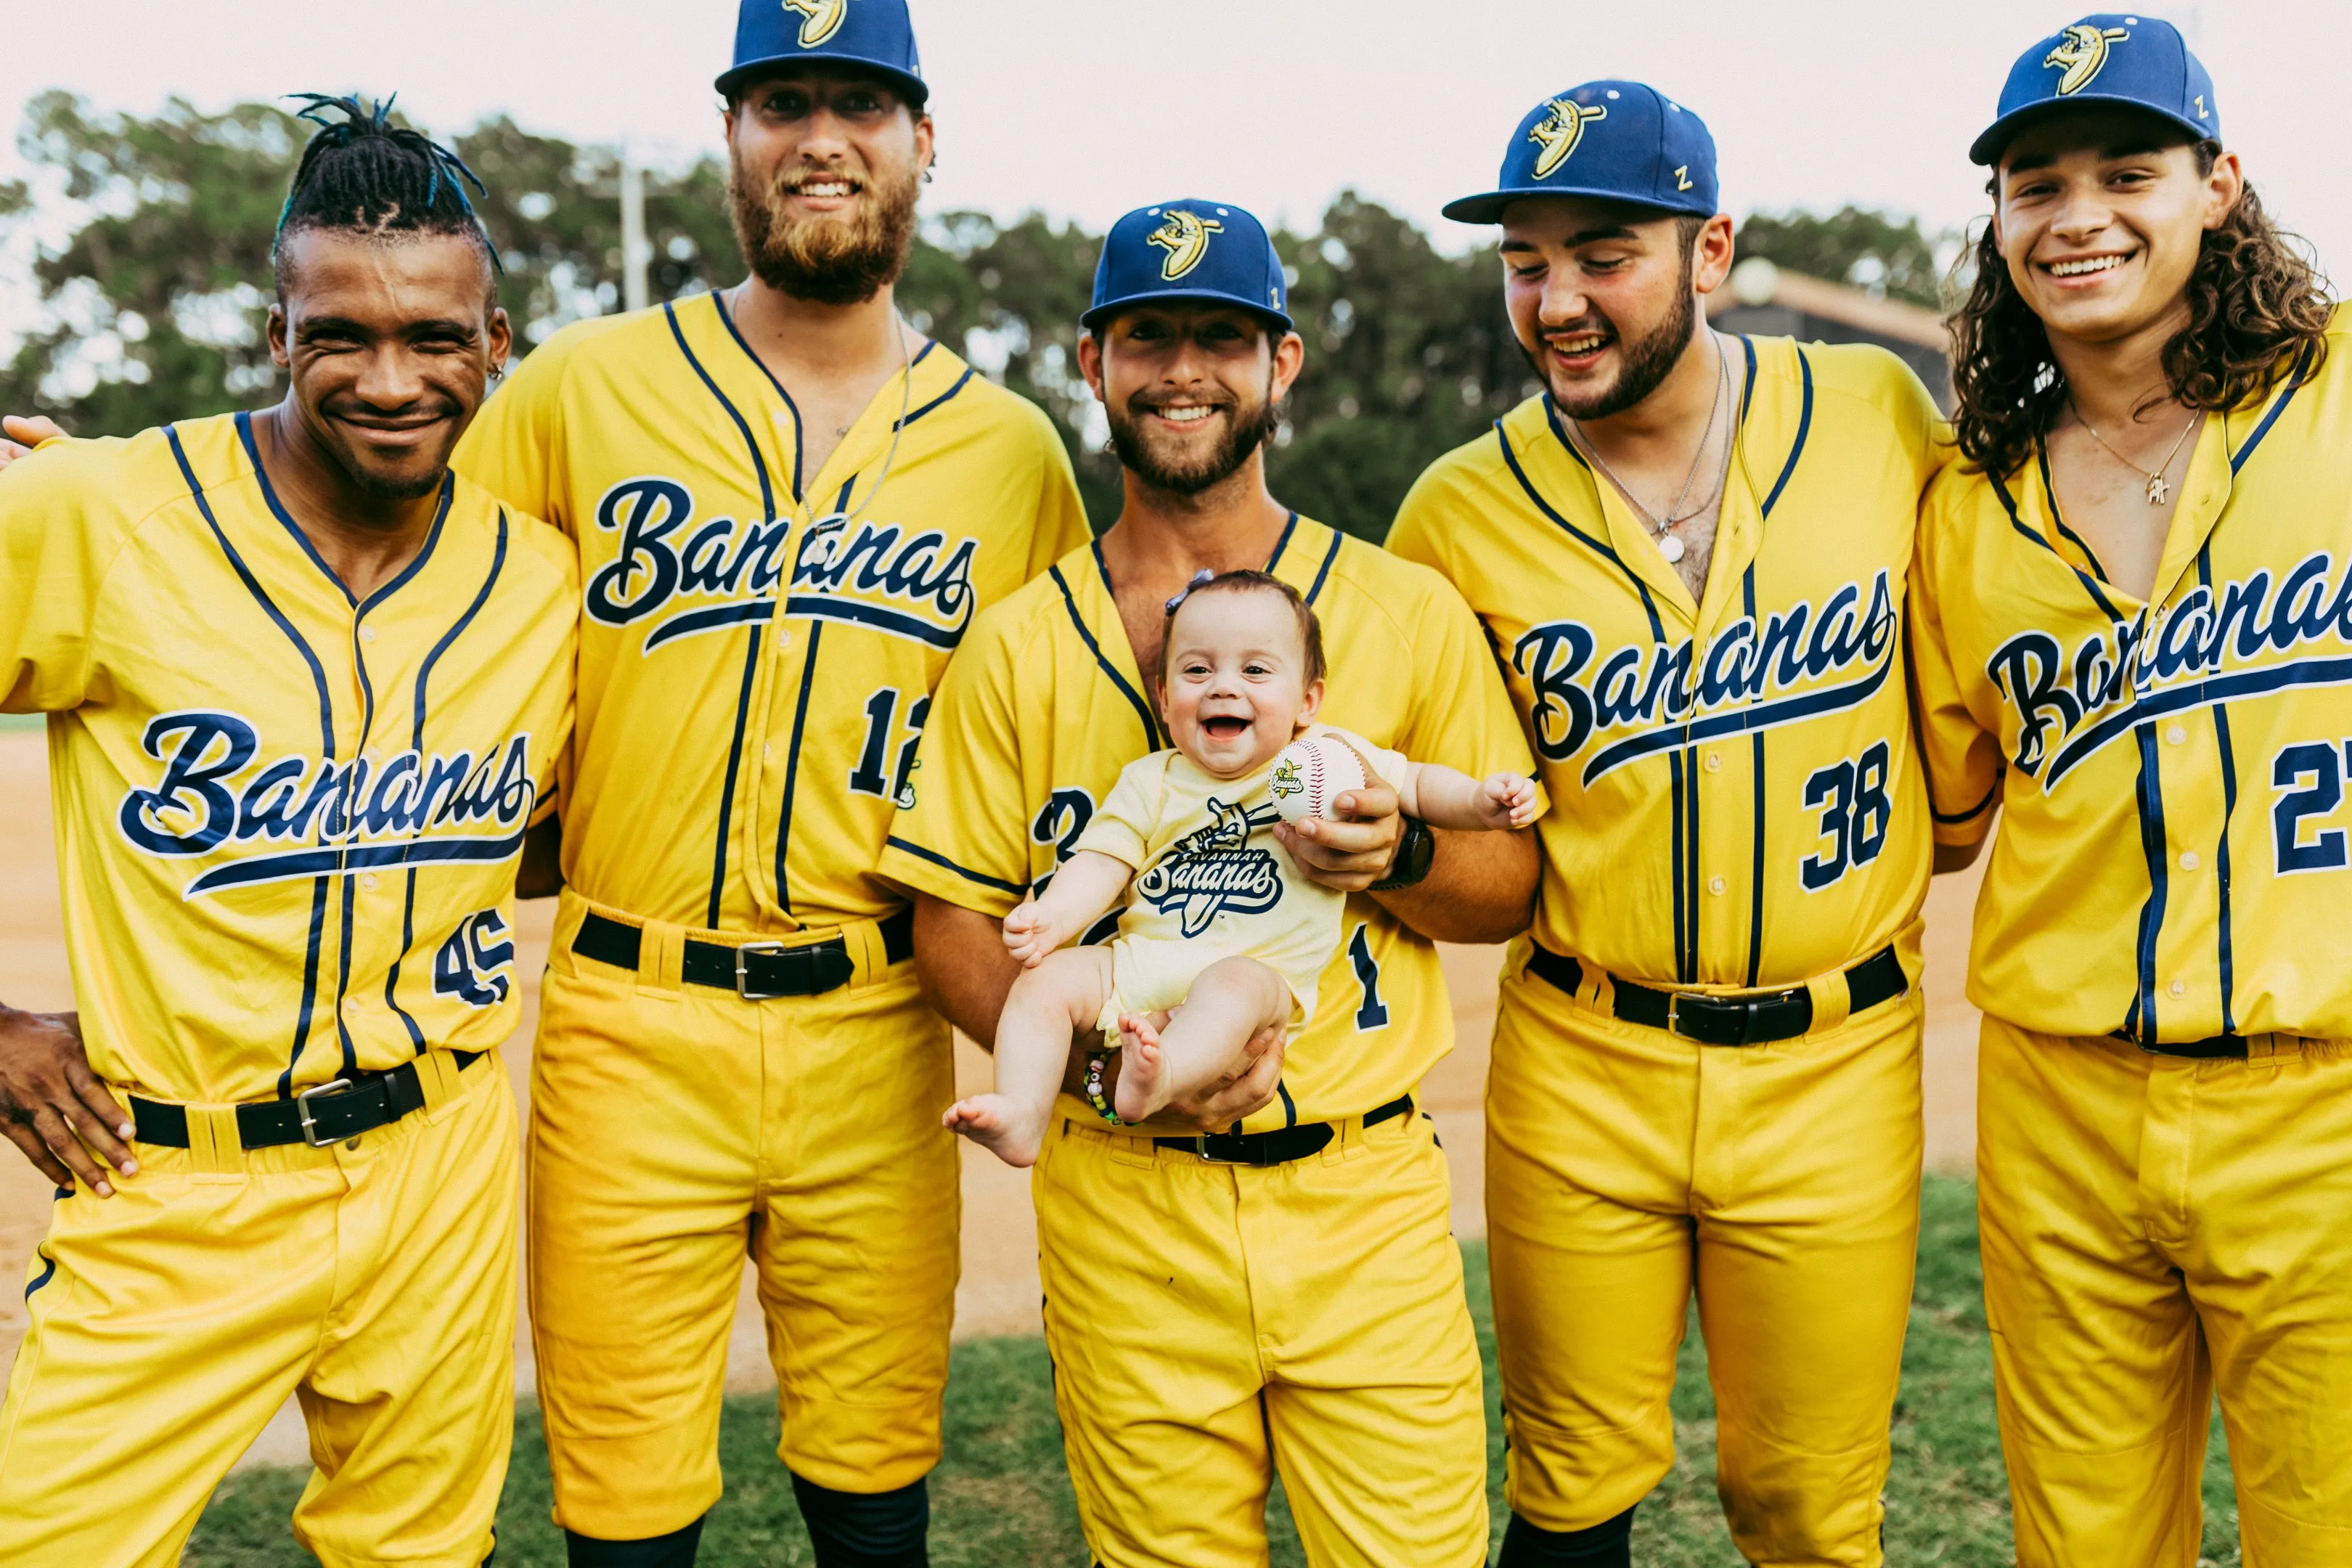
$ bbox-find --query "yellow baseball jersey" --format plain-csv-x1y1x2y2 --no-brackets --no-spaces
0,412,576,1105
1389,338,1948,989
1074,725,1410,1023
879,518,1540,1133
1912,317,2352,1043
455,292,1088,934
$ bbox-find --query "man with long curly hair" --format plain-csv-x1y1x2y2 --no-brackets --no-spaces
1912,14,2345,1565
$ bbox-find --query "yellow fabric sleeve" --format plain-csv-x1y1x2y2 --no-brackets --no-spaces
453,333,574,532
1393,565,1545,806
1909,473,2004,846
1069,752,1164,869
879,605,1036,916
0,438,124,714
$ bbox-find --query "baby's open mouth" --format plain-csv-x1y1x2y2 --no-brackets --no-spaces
1201,716,1251,740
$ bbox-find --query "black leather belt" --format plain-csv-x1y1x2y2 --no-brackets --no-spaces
1528,944,1908,1046
130,1051,483,1151
1153,1094,1414,1167
2116,1032,2250,1059
572,907,912,999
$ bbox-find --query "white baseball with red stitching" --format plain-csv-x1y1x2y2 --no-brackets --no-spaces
1270,735,1366,823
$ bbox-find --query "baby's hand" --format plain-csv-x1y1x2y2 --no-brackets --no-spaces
1477,773,1540,830
1002,901,1063,968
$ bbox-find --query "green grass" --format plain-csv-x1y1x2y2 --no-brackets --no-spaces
187,1177,2239,1566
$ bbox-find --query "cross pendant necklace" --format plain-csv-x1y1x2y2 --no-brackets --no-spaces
2070,399,2200,507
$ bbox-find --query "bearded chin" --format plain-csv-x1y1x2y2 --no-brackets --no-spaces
729,155,920,307
1106,391,1283,497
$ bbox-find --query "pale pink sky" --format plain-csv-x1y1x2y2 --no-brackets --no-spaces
4,0,2347,341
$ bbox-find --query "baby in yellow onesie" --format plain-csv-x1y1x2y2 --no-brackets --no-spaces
944,569,1536,1167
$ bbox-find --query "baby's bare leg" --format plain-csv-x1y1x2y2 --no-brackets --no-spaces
1114,956,1293,1124
943,947,1114,1167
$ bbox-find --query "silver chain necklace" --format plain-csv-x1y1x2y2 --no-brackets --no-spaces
1567,333,1729,565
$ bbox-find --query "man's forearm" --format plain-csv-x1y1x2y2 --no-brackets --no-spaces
1371,824,1538,944
911,893,1023,1048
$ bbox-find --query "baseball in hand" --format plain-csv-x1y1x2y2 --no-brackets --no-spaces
1269,736,1368,823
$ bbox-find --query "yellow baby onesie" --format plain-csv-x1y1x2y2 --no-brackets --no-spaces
1071,725,1406,1030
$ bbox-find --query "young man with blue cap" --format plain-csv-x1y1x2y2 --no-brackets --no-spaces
1911,14,2345,1564
883,200,1540,1567
454,3,1089,1564
1388,81,1951,1567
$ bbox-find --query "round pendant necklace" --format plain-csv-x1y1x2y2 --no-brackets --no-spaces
1568,334,1730,565
2069,399,2200,506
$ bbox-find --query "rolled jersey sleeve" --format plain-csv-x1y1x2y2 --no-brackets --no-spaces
0,441,118,714
1908,476,2003,846
878,611,1037,917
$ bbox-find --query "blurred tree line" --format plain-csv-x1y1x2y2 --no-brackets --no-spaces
0,92,1953,539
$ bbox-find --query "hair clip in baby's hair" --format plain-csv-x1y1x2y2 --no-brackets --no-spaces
1163,568,1216,615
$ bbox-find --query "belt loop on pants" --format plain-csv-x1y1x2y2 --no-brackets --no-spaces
1805,964,1854,1037
636,918,687,998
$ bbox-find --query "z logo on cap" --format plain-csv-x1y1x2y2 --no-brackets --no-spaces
2045,22,2129,95
1529,98,1608,179
1148,210,1224,281
785,0,851,48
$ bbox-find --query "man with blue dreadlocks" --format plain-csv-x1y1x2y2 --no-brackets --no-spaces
0,94,576,1566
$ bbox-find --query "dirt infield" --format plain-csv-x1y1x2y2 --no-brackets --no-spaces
0,727,1985,1466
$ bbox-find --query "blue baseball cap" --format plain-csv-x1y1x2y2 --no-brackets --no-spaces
1970,14,2216,164
1444,81,1718,226
1082,200,1292,334
716,0,927,107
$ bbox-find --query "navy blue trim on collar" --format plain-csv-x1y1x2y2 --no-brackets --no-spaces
668,301,779,526
1302,526,1343,606
1265,511,1301,574
897,366,976,430
2229,342,2317,475
1990,466,2128,624
1058,555,1161,751
710,288,806,502
2034,444,2114,585
1757,347,1813,519
1497,419,1620,568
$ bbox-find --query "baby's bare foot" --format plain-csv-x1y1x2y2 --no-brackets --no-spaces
943,1093,1047,1167
1114,1014,1172,1123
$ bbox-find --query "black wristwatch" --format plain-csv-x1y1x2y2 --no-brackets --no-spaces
1370,815,1435,891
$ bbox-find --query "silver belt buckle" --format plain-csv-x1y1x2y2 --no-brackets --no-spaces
1191,1135,1240,1164
295,1078,356,1147
735,940,789,1000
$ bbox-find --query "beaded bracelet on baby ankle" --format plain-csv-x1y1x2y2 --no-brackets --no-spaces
1082,1049,1124,1126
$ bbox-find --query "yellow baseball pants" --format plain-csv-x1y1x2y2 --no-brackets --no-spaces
1485,959,1923,1567
527,891,960,1541
1034,1105,1487,1568
0,1050,515,1568
1977,1019,2352,1567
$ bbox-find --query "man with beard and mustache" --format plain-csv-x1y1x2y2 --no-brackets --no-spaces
452,4,1087,1565
881,200,1540,1567
1387,84,1953,1568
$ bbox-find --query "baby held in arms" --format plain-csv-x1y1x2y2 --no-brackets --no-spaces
944,569,1538,1167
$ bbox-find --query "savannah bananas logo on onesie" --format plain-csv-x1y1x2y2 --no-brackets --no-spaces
1135,796,1284,936
1148,210,1223,281
1529,97,1607,179
785,0,852,48
2045,21,2130,94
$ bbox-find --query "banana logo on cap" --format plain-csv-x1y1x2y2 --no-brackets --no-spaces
2045,22,2131,95
1528,98,1608,179
785,0,852,48
1147,210,1225,281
